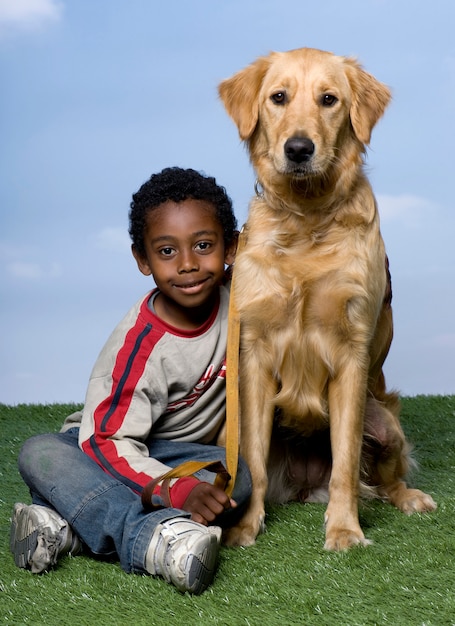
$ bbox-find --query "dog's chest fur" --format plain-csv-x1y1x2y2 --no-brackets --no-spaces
235,195,386,429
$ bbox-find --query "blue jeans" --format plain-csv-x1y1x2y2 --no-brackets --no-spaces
18,428,251,575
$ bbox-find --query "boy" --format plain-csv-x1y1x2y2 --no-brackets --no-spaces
10,167,251,595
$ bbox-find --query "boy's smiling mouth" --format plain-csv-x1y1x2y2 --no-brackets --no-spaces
174,278,208,291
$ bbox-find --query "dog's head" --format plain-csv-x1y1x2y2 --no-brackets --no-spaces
219,48,391,190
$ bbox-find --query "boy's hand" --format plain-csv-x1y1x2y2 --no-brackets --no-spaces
182,482,236,526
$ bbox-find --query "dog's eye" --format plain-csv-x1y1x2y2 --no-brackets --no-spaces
271,92,287,105
321,94,338,106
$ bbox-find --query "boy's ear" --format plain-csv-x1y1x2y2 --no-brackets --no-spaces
224,231,239,266
132,245,152,276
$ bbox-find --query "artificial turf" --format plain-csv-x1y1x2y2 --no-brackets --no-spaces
1,396,454,625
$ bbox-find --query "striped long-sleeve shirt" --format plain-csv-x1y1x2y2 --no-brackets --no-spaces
63,286,230,497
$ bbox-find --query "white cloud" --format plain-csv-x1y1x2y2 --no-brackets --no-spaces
94,227,131,252
376,193,433,224
1,243,62,280
7,260,62,279
0,0,63,32
424,333,455,349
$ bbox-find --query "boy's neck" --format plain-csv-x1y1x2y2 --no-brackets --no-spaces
153,291,218,331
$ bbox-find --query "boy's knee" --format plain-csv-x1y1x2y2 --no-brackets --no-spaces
19,434,50,475
18,433,67,483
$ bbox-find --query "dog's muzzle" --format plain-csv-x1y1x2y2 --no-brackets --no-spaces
284,136,315,164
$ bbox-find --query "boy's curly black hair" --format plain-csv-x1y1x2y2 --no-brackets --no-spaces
129,167,237,258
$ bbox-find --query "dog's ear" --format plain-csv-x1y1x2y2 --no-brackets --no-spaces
344,58,391,145
218,56,271,140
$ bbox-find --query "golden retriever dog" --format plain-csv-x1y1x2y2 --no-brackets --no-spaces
218,47,436,550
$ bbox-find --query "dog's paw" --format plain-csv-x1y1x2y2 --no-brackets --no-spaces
324,506,371,551
396,489,437,515
324,530,371,551
223,526,257,547
324,525,371,551
222,513,265,547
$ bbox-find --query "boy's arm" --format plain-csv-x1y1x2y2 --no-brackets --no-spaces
77,309,199,505
79,381,175,489
78,294,233,519
79,379,208,510
79,388,234,521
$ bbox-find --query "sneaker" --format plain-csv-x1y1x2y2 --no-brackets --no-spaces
145,517,222,594
10,503,81,574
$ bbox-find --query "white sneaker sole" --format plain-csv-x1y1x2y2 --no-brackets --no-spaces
183,531,220,594
10,503,49,572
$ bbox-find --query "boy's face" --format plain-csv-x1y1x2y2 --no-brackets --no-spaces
132,199,236,328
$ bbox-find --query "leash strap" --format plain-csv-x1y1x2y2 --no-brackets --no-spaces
142,460,231,510
223,228,245,496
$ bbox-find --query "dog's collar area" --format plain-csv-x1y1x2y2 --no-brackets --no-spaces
254,179,264,198
253,178,306,216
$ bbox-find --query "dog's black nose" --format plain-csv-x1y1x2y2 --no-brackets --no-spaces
284,137,315,163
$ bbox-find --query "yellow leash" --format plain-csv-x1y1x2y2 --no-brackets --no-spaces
142,229,245,506
222,228,244,496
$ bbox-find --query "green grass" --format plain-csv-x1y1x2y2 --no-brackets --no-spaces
1,397,454,625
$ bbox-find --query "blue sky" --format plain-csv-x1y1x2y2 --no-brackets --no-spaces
1,0,454,404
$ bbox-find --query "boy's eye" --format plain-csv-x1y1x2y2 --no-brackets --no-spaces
159,247,175,256
195,241,211,251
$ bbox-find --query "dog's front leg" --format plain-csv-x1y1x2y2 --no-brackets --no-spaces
324,364,371,550
223,348,275,547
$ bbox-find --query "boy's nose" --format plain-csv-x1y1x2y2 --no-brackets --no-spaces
178,250,199,273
